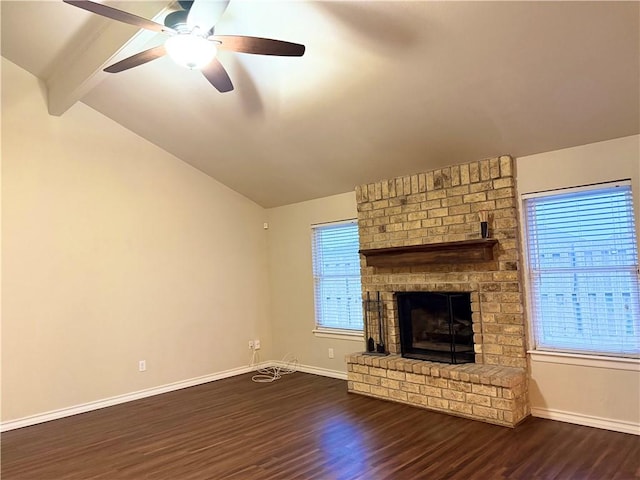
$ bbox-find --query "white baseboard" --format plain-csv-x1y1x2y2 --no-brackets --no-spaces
0,361,345,432
256,360,347,381
291,363,348,380
1,363,268,432
8,367,634,435
531,407,640,435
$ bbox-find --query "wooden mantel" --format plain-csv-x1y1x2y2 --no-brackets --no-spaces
359,239,498,267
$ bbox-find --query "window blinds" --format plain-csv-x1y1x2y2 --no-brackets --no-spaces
524,181,640,357
312,221,363,331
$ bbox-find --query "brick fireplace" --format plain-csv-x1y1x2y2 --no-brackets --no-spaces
346,156,530,427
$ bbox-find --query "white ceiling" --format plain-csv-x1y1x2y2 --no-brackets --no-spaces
2,1,639,207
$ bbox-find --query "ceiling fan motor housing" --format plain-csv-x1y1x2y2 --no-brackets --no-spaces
164,10,190,32
177,1,194,11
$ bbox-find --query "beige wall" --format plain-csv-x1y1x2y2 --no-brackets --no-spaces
1,58,272,421
516,135,640,429
266,192,361,373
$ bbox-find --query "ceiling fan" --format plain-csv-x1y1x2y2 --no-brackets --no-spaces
63,0,305,92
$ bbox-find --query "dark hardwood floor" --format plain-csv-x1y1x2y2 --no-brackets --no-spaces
2,372,638,479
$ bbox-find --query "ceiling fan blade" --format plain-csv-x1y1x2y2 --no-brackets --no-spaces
201,58,234,92
212,36,305,56
187,0,230,33
104,45,167,73
63,0,176,34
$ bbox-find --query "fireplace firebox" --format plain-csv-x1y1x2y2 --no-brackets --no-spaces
396,292,474,364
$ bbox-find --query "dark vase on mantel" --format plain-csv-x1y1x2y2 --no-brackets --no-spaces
481,221,489,238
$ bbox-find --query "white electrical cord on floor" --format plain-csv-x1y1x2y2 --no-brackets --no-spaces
250,351,298,383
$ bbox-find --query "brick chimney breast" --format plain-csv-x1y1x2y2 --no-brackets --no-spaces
349,156,530,427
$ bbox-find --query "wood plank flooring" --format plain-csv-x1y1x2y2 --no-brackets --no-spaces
2,372,638,479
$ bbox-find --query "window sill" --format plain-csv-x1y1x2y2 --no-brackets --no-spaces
528,350,640,372
312,328,364,341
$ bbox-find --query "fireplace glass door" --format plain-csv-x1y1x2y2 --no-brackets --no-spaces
397,292,474,364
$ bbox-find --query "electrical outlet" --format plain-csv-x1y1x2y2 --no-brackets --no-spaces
328,348,335,359
138,360,146,372
254,339,261,350
248,340,254,349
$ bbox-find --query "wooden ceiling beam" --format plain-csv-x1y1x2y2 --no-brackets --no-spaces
46,2,173,116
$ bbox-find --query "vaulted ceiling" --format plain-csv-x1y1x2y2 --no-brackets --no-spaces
2,1,639,207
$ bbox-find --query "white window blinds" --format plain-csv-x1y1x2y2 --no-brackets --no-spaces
312,221,363,331
524,181,640,357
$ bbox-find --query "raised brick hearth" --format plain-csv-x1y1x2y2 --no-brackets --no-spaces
347,156,530,427
347,354,528,426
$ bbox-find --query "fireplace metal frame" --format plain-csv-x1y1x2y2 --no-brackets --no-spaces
396,291,474,364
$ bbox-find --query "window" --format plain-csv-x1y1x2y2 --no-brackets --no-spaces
524,181,640,357
311,221,363,332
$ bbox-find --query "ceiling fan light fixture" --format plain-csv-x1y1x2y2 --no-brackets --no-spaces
165,34,217,70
